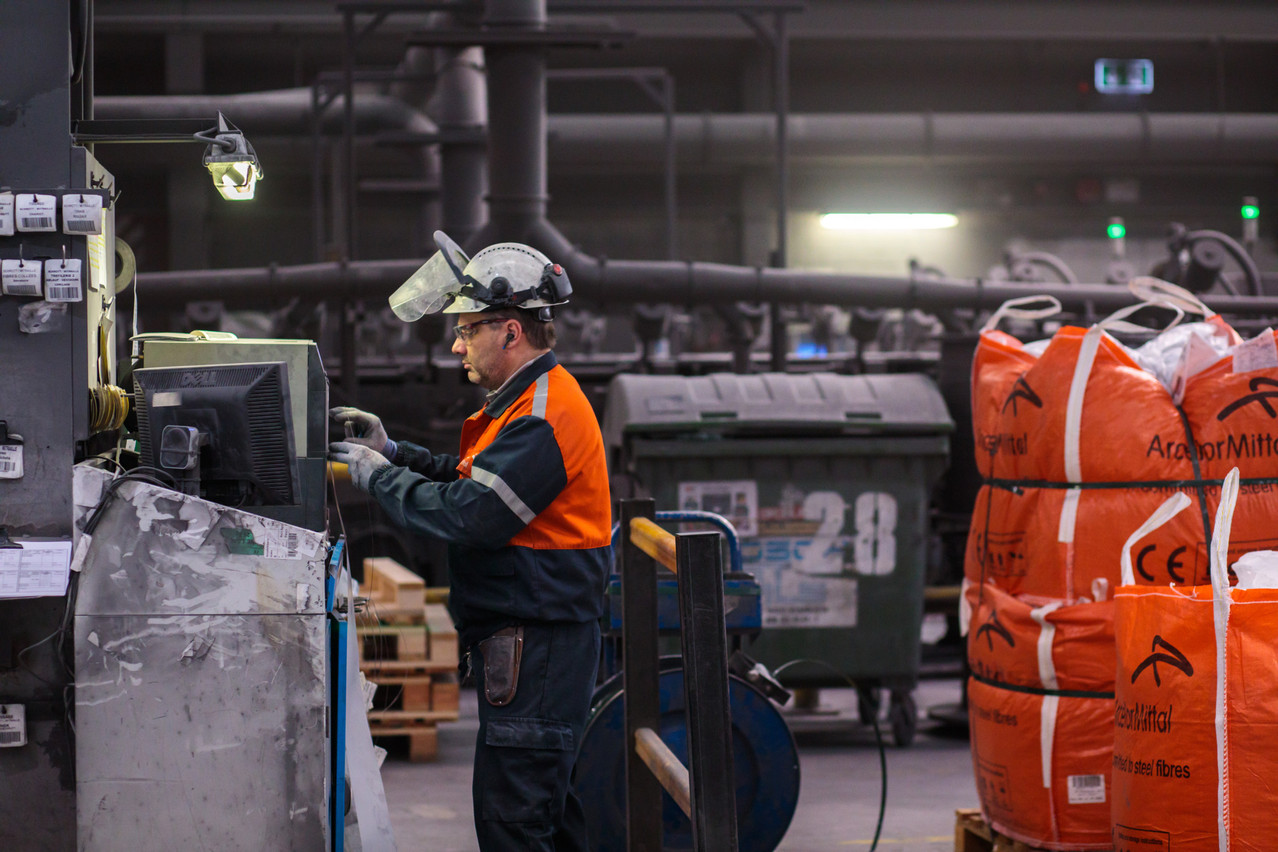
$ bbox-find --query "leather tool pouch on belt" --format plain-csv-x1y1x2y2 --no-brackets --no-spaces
479,626,523,707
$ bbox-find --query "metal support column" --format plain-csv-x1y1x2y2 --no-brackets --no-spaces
741,10,792,370
677,531,739,852
620,498,662,852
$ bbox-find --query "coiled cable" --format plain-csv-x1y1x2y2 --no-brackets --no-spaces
88,384,130,432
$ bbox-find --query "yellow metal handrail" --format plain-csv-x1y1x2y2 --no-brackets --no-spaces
629,516,677,573
634,727,692,817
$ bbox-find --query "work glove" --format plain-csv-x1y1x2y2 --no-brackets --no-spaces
328,441,391,492
330,406,391,455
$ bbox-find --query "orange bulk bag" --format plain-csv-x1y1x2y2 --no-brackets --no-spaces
964,585,1118,848
964,488,1196,852
965,484,1210,597
969,678,1114,850
1182,328,1278,480
974,282,1239,487
1201,481,1278,572
1113,471,1278,852
965,580,1115,693
1002,324,1189,484
971,306,1045,481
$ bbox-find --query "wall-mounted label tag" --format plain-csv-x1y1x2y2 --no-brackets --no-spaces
1,259,43,297
0,444,22,479
0,193,14,237
61,194,103,235
0,704,26,747
15,194,56,232
44,258,83,302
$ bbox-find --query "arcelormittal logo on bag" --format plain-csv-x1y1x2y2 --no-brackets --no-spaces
1115,636,1191,735
1217,376,1278,421
1001,376,1043,415
975,610,1015,651
1130,636,1193,686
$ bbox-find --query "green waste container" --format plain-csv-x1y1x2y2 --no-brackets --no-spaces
603,371,952,744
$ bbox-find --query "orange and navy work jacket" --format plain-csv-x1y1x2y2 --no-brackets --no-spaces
368,351,612,646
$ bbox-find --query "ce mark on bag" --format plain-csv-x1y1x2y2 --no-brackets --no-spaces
480,626,524,707
1133,543,1189,583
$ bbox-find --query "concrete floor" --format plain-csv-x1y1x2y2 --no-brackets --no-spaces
379,677,977,851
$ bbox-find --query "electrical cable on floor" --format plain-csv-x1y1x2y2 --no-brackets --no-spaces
773,658,888,852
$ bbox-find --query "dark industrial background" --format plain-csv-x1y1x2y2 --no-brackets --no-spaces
78,0,1278,589
4,4,1278,848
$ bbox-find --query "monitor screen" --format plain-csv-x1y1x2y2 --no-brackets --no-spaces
133,361,298,507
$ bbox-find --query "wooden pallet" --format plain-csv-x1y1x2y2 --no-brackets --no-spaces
365,660,462,717
359,558,461,761
954,810,1062,852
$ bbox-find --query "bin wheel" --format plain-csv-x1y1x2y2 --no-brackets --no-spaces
856,685,881,726
888,689,917,747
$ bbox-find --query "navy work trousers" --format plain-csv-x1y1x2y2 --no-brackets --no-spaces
472,620,599,851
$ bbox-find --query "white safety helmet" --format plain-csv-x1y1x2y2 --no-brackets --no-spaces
389,231,572,322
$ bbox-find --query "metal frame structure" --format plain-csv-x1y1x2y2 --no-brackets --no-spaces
619,498,739,852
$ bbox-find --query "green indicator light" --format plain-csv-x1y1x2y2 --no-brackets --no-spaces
1242,205,1260,220
1107,222,1126,239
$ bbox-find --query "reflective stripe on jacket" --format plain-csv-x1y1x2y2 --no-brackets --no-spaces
367,351,612,645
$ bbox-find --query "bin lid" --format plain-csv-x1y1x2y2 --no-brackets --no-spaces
602,371,953,447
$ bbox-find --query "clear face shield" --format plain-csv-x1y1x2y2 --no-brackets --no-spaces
388,232,573,321
388,231,471,322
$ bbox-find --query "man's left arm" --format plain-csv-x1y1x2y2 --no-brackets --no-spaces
368,415,567,547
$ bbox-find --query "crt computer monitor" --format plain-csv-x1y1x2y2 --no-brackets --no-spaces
133,361,299,507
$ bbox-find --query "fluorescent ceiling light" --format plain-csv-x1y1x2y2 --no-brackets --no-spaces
819,213,958,231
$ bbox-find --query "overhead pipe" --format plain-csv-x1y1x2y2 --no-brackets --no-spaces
131,2,1278,320
131,1,1278,325
378,37,489,246
94,89,438,140
128,254,1278,317
456,0,1278,319
94,98,1278,169
418,42,489,244
464,0,551,251
545,111,1278,166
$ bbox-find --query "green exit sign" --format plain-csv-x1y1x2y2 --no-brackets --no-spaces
1095,59,1154,95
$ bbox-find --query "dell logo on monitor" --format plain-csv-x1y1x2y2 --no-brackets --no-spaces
180,370,218,388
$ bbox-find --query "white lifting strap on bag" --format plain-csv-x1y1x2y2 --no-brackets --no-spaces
1065,278,1212,483
980,294,1063,334
1209,467,1240,852
1058,278,1213,545
1120,491,1193,587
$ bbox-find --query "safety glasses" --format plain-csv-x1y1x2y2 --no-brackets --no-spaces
453,318,507,341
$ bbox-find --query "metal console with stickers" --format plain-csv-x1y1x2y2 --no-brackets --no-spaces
70,464,331,850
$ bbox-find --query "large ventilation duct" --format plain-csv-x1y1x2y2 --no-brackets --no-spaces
414,43,488,243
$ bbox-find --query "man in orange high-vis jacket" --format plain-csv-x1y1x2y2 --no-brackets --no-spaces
329,232,611,852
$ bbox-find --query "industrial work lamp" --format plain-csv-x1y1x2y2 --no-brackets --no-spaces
200,114,261,201
73,111,263,201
